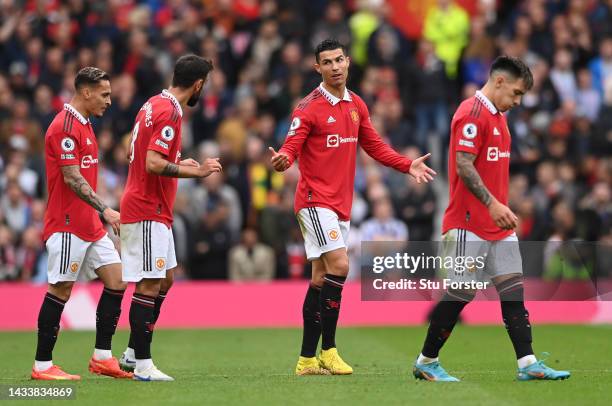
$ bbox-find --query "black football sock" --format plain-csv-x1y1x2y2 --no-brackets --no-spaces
128,290,167,350
300,283,322,358
35,293,66,362
95,287,125,351
129,293,156,360
320,274,346,351
421,290,473,359
497,276,533,359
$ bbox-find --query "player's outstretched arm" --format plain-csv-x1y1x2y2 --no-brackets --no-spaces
146,150,222,178
60,165,120,235
456,151,518,230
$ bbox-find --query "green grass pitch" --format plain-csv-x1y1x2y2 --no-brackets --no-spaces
1,325,610,405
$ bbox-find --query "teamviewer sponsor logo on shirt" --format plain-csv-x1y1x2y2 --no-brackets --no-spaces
80,155,98,168
487,147,510,161
327,134,358,148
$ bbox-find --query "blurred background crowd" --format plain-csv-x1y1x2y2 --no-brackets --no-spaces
0,0,611,282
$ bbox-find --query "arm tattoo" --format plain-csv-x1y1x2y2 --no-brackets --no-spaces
60,165,108,213
456,152,492,206
160,162,180,177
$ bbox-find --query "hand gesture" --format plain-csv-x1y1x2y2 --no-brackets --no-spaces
488,199,518,230
198,158,222,177
269,147,290,172
408,153,437,184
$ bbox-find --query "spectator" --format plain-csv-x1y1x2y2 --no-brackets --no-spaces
592,76,612,156
190,200,233,280
462,15,496,86
403,38,449,153
15,226,44,280
0,224,17,280
228,228,275,281
588,36,612,97
0,97,43,156
423,0,470,79
576,68,601,121
392,172,436,242
310,1,351,52
0,149,41,198
550,48,578,103
188,170,242,243
348,0,380,67
0,181,30,235
361,197,408,242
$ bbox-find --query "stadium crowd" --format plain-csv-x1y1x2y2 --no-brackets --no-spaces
0,0,611,282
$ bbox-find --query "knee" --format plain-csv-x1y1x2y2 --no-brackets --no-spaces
495,274,524,302
135,280,161,297
48,282,74,301
105,280,128,291
98,264,127,291
328,257,349,277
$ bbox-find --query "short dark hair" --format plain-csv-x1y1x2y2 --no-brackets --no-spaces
74,67,110,90
315,39,347,63
171,54,214,88
490,56,534,90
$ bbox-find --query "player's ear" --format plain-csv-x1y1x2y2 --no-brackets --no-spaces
314,63,321,74
495,74,505,88
195,78,205,92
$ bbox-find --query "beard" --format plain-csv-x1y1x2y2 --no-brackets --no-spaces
187,88,202,107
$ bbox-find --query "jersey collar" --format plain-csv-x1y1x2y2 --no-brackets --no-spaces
318,83,352,106
63,103,88,125
161,89,183,117
475,90,498,115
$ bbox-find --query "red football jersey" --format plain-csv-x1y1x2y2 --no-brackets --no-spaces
443,90,513,240
279,84,412,221
121,90,183,227
43,104,105,242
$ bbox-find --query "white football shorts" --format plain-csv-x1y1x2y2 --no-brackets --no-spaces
296,207,350,261
120,220,177,282
46,232,120,284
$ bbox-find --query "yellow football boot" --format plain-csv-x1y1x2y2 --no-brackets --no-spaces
295,356,331,376
319,348,353,375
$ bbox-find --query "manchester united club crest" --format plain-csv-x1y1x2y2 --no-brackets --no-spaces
328,229,339,241
155,257,166,270
350,109,359,123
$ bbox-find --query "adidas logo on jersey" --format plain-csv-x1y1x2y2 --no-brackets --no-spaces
327,116,336,123
86,138,92,145
493,127,500,136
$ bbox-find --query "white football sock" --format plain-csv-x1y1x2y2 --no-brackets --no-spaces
417,353,439,365
34,360,53,371
135,358,153,371
125,347,135,360
93,349,112,360
517,354,537,369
